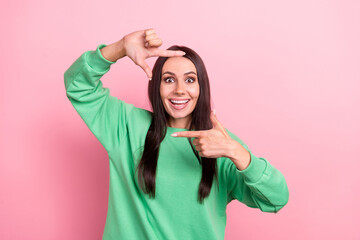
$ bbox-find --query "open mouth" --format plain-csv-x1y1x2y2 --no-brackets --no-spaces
168,99,190,110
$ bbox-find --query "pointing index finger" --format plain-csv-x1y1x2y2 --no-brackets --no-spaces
171,131,203,138
149,48,186,57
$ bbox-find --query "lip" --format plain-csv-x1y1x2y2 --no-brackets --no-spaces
169,98,191,101
168,99,190,110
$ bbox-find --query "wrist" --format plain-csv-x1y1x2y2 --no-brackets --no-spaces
100,39,126,62
115,38,126,59
227,140,251,171
225,139,240,159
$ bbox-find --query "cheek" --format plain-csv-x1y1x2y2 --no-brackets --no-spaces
188,85,200,98
160,85,172,102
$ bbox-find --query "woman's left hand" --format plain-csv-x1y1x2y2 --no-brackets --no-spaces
171,110,237,159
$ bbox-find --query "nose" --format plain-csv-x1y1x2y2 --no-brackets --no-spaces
174,81,186,95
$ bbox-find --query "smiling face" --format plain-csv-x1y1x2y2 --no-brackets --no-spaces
160,56,200,129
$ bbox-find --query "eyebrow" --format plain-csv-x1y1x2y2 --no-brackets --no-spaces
162,71,197,76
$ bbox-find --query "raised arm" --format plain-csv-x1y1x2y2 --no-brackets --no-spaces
64,28,186,152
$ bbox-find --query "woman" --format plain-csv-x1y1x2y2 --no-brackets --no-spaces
64,28,289,240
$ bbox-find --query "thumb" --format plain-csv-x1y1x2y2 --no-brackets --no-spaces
210,110,220,128
210,110,230,138
137,59,152,80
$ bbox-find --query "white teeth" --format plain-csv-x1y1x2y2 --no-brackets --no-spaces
170,99,189,104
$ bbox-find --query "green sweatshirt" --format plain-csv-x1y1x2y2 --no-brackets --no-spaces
64,44,289,240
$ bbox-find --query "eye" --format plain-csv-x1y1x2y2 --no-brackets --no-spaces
186,77,196,83
164,77,174,83
163,77,196,83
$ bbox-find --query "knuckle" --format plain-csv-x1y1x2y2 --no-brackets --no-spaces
149,39,162,46
145,28,155,35
145,34,156,41
148,39,157,46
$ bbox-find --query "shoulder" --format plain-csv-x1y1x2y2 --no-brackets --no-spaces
118,100,153,121
129,105,153,122
125,104,153,133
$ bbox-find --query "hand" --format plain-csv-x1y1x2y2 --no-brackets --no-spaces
122,28,186,79
171,110,235,158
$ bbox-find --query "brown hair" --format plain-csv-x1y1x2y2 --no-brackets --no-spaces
136,45,218,204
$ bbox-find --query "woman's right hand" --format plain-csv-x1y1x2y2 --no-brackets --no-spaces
101,28,186,80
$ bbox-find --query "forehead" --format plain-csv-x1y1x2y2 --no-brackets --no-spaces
162,57,197,74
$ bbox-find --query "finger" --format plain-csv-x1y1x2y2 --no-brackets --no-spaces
211,110,225,129
192,138,199,146
210,110,230,139
137,59,152,79
198,151,204,157
144,28,155,36
148,48,186,58
145,33,158,42
145,35,161,48
171,131,204,138
195,145,202,152
147,38,163,48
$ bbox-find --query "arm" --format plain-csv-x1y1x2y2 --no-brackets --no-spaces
64,29,186,152
169,111,289,212
64,43,134,152
225,129,289,213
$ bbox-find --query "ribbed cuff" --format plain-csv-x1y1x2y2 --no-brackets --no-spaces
86,44,116,72
236,151,267,183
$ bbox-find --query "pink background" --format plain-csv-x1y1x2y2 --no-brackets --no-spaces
1,0,359,239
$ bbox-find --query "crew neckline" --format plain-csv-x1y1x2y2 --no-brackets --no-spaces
166,126,191,132
166,127,197,139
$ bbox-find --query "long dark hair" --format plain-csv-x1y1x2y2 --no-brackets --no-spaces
135,45,219,204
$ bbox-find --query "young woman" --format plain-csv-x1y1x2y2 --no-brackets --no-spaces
64,28,289,240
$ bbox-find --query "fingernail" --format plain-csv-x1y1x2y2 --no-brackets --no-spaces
171,133,177,137
181,51,186,55
213,109,216,115
149,78,152,81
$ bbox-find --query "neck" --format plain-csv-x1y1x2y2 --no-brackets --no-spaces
167,117,192,129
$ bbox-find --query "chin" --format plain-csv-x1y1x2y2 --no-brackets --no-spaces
165,105,194,120
169,112,191,119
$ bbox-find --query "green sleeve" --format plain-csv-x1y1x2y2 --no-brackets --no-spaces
225,129,289,213
64,44,135,152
